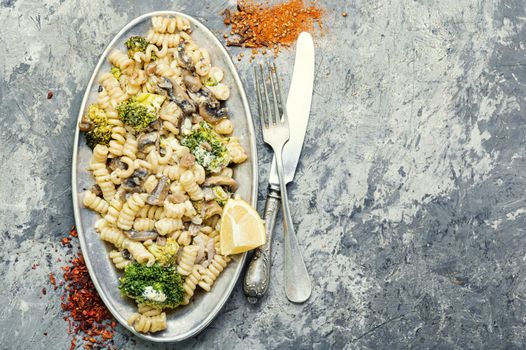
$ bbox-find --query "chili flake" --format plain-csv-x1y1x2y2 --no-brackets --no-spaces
223,0,323,56
51,227,117,349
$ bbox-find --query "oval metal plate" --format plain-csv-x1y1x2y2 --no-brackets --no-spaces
71,11,257,342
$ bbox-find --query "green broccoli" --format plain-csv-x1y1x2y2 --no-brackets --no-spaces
119,263,184,309
124,35,156,60
213,186,229,206
203,76,218,87
117,93,166,132
84,104,113,149
181,122,230,172
111,66,121,80
146,238,179,266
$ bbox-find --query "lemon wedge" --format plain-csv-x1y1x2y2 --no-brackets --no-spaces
220,198,266,255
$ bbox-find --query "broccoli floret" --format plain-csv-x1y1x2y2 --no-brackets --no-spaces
119,263,184,309
146,238,179,266
84,104,112,149
213,186,230,206
111,66,121,80
203,76,218,87
117,93,166,132
181,122,230,172
124,36,156,60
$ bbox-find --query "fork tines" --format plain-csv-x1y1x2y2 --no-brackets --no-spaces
254,62,286,127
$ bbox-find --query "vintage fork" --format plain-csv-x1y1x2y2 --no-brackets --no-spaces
254,63,311,303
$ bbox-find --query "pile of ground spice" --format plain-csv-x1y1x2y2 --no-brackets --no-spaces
53,227,117,350
223,0,323,58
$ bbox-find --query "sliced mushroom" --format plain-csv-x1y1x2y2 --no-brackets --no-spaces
78,114,93,132
202,187,215,201
121,168,149,191
198,103,228,124
90,184,102,197
205,238,216,267
158,77,196,115
204,200,222,219
188,88,220,109
204,176,238,191
146,175,170,205
145,62,158,76
107,158,126,172
182,70,202,92
176,43,194,71
124,230,158,242
122,249,131,259
137,132,159,152
166,192,189,204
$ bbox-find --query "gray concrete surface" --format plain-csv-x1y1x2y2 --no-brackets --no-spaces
2,0,526,349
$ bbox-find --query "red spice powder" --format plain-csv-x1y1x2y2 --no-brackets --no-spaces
223,0,323,57
51,227,117,349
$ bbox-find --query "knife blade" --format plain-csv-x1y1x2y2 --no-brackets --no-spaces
269,32,315,185
244,32,315,303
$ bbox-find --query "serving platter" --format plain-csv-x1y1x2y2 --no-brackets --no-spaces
71,11,257,342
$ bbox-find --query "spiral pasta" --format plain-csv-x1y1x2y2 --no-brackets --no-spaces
214,119,233,135
99,72,127,107
82,190,109,214
180,170,203,201
146,30,190,47
226,137,248,164
108,49,134,71
198,255,230,292
128,311,167,333
177,245,198,276
104,196,123,226
181,265,204,305
152,15,191,33
99,226,127,249
137,205,165,220
117,193,147,230
109,250,131,269
126,240,155,266
133,218,155,231
155,218,183,236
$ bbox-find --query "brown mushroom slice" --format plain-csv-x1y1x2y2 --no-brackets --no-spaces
137,132,159,152
78,114,93,132
146,175,170,206
125,230,158,242
176,43,194,71
158,77,196,115
182,70,202,92
121,168,149,192
204,176,238,191
204,200,223,219
107,157,126,172
198,103,228,124
166,192,189,204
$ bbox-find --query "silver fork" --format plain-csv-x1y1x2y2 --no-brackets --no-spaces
254,63,311,303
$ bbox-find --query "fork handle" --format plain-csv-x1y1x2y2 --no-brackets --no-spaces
243,184,280,303
274,148,312,303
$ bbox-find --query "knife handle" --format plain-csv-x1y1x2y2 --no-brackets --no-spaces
243,184,280,303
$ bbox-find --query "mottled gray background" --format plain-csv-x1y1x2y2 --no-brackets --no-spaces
1,0,526,349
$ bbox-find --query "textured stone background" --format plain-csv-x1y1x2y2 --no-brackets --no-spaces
1,0,526,349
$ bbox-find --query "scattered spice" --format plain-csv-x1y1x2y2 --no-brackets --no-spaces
51,227,117,350
223,0,323,57
342,11,347,17
32,263,39,270
41,287,47,295
49,273,57,290
47,91,53,99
